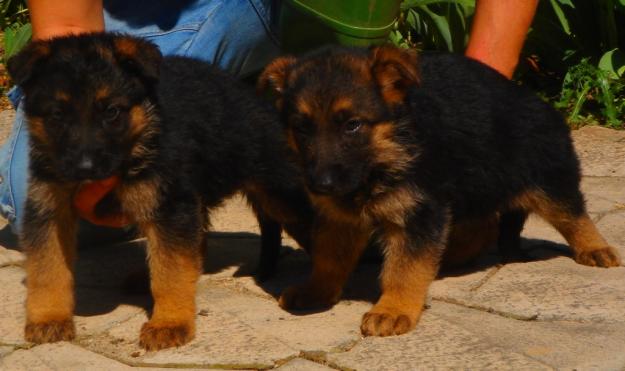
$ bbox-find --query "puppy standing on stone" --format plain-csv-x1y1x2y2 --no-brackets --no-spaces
258,45,621,337
8,33,312,350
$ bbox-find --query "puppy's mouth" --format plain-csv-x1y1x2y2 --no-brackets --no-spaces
58,154,122,182
64,170,119,182
306,182,362,201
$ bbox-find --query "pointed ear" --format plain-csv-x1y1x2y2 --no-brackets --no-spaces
369,45,420,106
7,42,51,86
257,56,297,107
113,35,162,83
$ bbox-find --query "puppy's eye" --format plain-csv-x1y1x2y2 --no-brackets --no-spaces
344,119,363,134
290,116,313,135
103,105,120,122
51,108,64,121
292,122,308,133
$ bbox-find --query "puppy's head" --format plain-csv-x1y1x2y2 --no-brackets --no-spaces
258,45,420,198
8,33,162,182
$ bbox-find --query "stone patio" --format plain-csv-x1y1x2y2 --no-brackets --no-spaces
0,109,624,370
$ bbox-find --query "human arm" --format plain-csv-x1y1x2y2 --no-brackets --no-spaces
30,0,104,40
465,0,538,79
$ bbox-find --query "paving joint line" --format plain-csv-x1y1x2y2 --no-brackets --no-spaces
298,350,356,371
0,263,23,269
592,207,625,224
468,265,501,292
430,307,557,370
267,336,362,370
581,175,625,179
78,335,278,370
431,296,539,321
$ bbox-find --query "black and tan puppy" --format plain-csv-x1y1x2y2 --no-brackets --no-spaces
258,45,621,337
8,33,312,350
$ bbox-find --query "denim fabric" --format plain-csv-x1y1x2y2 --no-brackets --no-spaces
0,96,28,231
0,0,280,232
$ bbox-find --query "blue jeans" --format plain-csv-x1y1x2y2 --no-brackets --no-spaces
0,0,280,233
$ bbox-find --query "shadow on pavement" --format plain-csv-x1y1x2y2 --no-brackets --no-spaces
0,225,18,250
0,223,572,318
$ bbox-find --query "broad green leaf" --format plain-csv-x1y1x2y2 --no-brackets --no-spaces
596,70,617,124
421,6,452,51
598,49,625,78
406,8,418,29
548,0,571,35
556,0,575,8
4,23,32,59
402,0,475,11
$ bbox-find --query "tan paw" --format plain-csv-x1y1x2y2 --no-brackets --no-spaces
575,247,621,267
278,283,340,311
25,319,75,343
360,309,416,337
139,320,195,351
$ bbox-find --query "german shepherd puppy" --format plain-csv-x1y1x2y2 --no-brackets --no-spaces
258,45,621,337
8,33,312,350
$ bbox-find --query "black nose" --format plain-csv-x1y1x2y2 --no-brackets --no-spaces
78,155,94,171
74,155,95,179
310,171,336,194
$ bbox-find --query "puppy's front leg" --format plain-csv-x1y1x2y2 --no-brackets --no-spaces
361,206,447,337
22,182,78,343
138,220,203,351
279,218,370,310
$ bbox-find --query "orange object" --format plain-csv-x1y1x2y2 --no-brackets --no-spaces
73,175,130,227
29,0,104,40
465,0,538,79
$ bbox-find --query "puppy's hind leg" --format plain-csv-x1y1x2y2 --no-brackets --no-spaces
514,190,621,267
279,217,370,311
498,210,529,263
256,214,282,281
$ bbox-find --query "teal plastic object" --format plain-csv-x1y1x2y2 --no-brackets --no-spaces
278,0,402,53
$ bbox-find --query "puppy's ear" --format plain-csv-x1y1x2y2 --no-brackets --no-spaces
113,35,162,83
257,56,297,108
369,45,420,106
7,42,51,86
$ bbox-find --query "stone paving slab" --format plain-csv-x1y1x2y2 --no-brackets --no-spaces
0,110,13,146
430,301,625,370
434,257,625,322
581,176,625,214
0,266,27,345
327,311,552,370
276,358,334,371
0,246,23,267
1,110,625,370
81,306,296,369
573,126,625,177
0,343,133,371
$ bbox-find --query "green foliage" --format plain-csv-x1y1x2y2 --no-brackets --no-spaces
598,48,625,78
391,0,625,127
391,0,475,51
3,22,32,61
1,0,30,95
525,0,625,76
556,57,625,128
524,0,625,126
1,0,29,30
